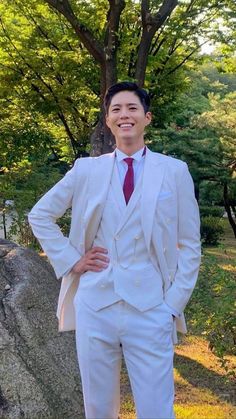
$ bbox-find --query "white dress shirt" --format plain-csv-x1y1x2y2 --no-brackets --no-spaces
115,146,145,186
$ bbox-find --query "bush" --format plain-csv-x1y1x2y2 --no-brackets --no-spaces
186,254,236,377
201,216,224,245
200,206,224,218
58,210,71,236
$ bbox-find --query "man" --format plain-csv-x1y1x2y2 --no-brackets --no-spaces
28,82,201,419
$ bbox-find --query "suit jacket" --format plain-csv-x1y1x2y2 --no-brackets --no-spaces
28,148,201,333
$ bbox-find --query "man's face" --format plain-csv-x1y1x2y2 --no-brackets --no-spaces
105,91,151,147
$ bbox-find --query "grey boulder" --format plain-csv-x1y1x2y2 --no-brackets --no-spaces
0,240,84,419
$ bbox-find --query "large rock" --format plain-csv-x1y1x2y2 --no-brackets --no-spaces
0,240,84,419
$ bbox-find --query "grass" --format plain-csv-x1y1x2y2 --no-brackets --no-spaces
120,336,236,419
204,219,236,268
119,219,236,419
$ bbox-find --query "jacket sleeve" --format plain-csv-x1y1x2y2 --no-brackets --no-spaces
28,159,82,279
164,162,201,314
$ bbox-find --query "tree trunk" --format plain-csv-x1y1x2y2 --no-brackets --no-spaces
2,206,7,240
231,205,236,218
90,111,115,156
90,65,116,156
44,0,178,155
89,117,104,157
223,183,236,238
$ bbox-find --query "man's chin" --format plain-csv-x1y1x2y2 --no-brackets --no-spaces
119,135,134,143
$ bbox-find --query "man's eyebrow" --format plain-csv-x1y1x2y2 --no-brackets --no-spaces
111,102,139,107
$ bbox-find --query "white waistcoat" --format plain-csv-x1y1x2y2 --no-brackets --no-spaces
77,163,164,312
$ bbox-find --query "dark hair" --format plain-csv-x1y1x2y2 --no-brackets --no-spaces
104,81,150,114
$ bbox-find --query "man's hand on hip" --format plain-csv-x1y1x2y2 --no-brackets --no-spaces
71,247,109,275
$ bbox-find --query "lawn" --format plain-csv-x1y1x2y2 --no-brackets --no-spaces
120,219,236,419
120,336,236,419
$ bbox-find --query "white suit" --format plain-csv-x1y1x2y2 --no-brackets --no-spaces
28,147,201,418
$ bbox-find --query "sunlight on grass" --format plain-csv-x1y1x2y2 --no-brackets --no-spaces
174,369,219,405
119,336,236,419
220,263,236,272
120,403,236,419
205,219,236,264
175,404,236,419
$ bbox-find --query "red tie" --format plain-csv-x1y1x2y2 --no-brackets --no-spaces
123,158,134,204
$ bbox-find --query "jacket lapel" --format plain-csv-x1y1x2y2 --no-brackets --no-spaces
110,161,127,214
141,148,166,251
84,151,115,251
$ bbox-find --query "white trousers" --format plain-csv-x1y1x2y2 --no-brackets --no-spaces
74,296,175,419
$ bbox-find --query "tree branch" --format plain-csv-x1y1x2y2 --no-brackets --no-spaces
165,40,208,76
103,0,125,88
44,0,105,64
135,0,178,86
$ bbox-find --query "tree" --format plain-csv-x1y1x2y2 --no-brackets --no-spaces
1,0,235,156
148,61,236,237
0,0,101,160
42,0,236,153
196,92,236,237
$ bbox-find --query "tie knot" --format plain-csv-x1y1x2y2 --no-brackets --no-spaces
123,157,134,167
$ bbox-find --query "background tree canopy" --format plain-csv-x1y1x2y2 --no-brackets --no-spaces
0,0,235,239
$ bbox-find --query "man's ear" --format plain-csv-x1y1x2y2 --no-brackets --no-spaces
145,111,152,126
105,114,110,128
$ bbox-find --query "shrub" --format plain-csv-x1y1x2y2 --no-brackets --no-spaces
200,206,224,218
201,216,224,245
186,254,236,377
58,210,71,236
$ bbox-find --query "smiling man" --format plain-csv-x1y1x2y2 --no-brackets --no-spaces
105,88,152,154
28,81,201,419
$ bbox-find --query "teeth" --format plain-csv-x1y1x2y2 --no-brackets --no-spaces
119,124,133,128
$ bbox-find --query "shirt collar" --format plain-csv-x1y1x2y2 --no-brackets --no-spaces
115,146,146,163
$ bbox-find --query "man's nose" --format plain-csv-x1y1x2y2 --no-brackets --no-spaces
119,109,129,118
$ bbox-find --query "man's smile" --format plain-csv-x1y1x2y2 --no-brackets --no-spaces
117,123,134,128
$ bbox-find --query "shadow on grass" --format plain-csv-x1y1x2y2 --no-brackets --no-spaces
174,353,236,405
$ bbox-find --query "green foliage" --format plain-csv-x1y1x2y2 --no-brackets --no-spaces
149,123,222,195
186,253,236,375
200,206,225,218
0,0,235,155
199,181,224,206
0,0,100,160
200,216,224,245
149,66,236,240
195,92,236,170
0,158,63,247
57,211,71,237
0,0,235,242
